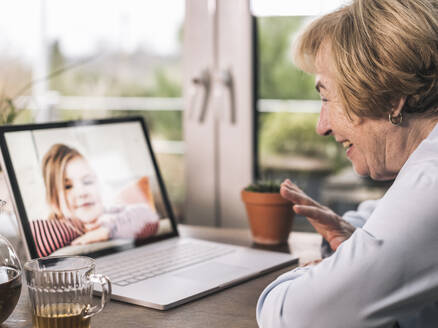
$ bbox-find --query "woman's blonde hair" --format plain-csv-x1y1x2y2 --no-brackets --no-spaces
42,144,83,219
294,0,438,118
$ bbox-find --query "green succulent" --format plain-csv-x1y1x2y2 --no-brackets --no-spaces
244,181,281,193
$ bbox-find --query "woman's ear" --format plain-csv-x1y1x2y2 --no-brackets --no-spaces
391,97,407,117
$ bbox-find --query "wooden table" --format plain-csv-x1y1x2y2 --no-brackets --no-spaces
4,225,321,328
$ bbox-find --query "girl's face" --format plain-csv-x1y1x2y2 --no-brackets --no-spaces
63,157,103,223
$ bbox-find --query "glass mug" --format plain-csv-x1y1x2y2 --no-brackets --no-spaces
0,233,22,324
24,256,111,328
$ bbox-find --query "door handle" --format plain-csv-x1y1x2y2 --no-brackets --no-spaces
214,69,236,125
188,68,211,123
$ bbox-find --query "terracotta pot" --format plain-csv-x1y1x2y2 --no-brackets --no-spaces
241,190,294,245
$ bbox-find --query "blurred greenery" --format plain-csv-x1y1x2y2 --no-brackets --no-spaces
0,55,32,124
49,41,66,91
46,17,349,173
112,110,183,140
257,17,318,100
0,15,359,224
0,17,349,173
257,16,348,172
244,181,281,193
259,112,349,171
0,99,22,124
48,40,183,140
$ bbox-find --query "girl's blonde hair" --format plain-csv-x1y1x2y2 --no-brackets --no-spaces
42,144,83,219
294,0,438,118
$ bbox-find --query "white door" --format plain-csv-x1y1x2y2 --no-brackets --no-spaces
184,0,254,227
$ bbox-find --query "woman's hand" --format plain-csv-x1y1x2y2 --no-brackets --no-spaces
71,227,110,245
281,179,355,251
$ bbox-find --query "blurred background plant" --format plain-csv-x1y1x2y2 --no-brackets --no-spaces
259,112,349,172
257,16,349,173
0,56,32,125
0,52,101,125
0,98,21,124
244,181,281,193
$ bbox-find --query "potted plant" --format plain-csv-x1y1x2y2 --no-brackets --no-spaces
241,181,294,245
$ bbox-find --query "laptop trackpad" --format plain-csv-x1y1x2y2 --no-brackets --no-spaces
173,261,251,284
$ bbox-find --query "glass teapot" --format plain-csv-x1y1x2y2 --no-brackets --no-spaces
0,200,22,324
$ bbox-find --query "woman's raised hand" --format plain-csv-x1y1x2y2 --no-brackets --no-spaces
280,179,355,251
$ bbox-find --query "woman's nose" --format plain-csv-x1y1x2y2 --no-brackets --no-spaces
316,106,332,136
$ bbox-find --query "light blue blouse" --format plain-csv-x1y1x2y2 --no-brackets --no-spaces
257,123,438,328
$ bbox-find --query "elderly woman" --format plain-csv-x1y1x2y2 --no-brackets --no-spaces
256,0,438,327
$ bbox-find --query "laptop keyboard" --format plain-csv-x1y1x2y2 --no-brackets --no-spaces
98,242,236,287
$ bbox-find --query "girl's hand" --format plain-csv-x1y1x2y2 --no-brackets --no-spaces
84,213,114,232
71,227,110,245
84,221,101,231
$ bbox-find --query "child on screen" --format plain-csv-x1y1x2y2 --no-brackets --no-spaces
31,143,159,257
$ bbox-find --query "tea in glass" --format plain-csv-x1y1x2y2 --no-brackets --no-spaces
32,303,91,328
24,256,111,328
0,266,22,323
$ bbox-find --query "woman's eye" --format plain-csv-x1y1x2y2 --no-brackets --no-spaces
321,97,328,103
65,184,72,190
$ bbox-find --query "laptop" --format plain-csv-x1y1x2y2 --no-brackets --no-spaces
0,117,298,310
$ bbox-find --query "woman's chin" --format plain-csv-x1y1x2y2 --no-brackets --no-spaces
353,165,394,181
351,163,370,179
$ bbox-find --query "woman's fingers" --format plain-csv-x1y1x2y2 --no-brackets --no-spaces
281,179,304,193
280,185,318,206
282,179,293,188
293,204,336,225
281,181,351,251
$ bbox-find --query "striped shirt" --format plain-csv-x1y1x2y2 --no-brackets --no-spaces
31,218,85,257
31,204,160,258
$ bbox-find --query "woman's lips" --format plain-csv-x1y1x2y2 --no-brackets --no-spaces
346,144,354,158
340,140,354,158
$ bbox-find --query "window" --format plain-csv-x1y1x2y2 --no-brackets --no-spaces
253,2,391,231
0,0,185,221
0,1,391,229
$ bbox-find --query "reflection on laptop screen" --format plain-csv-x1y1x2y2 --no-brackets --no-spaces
3,120,175,258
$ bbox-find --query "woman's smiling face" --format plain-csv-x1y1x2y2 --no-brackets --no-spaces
315,56,395,180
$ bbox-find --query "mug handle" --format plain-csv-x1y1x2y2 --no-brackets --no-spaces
83,273,112,319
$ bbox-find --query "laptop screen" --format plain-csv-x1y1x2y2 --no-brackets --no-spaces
0,118,178,258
